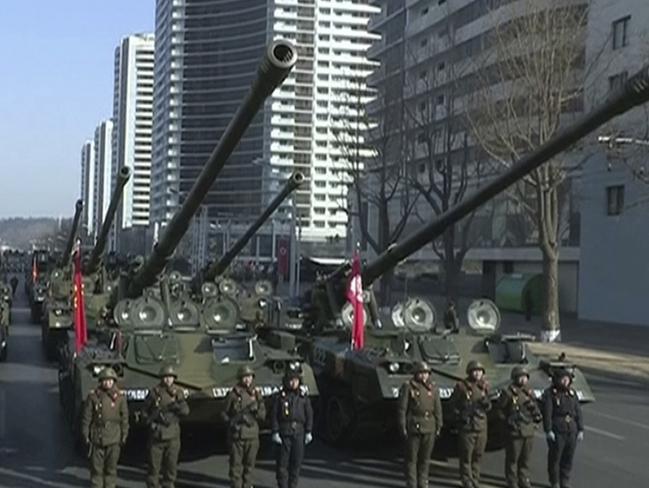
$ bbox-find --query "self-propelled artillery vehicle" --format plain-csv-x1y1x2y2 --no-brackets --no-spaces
58,40,310,441
45,168,131,362
41,199,83,359
291,64,649,449
27,249,53,323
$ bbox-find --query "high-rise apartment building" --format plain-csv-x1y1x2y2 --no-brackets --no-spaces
93,120,114,238
150,0,379,243
80,140,95,236
113,33,155,237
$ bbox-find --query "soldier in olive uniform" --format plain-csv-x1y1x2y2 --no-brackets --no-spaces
143,365,190,488
497,367,542,488
222,366,266,488
542,369,584,488
271,368,314,488
81,367,129,488
398,361,443,488
450,360,491,488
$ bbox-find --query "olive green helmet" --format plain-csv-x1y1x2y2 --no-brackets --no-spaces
98,367,118,381
413,361,431,374
466,360,485,374
237,365,255,379
159,365,177,378
511,366,529,380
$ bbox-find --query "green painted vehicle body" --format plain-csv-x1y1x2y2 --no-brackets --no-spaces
58,40,308,440
290,63,649,450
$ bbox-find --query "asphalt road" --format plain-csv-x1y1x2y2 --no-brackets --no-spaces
1,283,648,488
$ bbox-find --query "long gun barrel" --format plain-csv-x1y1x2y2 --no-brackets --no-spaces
60,199,84,268
362,65,649,285
205,171,305,280
127,40,297,297
86,166,132,274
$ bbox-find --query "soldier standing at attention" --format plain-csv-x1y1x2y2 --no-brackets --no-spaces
81,367,129,488
222,366,266,488
398,361,443,488
450,360,491,488
271,368,314,488
143,365,190,488
542,369,584,488
497,367,542,488
444,301,460,332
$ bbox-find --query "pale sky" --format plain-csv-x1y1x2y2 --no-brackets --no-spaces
0,0,154,218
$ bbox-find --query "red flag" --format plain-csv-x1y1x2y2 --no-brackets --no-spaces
346,252,365,350
32,258,38,283
73,246,88,353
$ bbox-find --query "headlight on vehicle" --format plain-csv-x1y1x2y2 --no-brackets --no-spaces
388,362,400,373
92,365,105,376
54,308,63,316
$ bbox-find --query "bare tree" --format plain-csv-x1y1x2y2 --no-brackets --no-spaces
467,0,589,341
403,22,486,303
333,73,418,302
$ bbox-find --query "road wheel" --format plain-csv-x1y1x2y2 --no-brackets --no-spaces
324,394,355,445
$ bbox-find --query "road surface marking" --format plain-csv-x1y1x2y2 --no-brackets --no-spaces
588,409,649,431
584,425,625,441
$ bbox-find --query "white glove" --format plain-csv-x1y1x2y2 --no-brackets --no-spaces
577,431,584,441
546,431,556,442
305,432,313,445
272,433,282,445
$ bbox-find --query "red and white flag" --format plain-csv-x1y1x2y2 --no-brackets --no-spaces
72,244,88,353
346,252,365,350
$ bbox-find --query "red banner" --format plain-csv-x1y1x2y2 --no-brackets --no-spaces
73,246,88,353
346,252,365,350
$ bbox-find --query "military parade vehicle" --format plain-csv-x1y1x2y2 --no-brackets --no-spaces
27,248,52,322
40,199,84,359
0,281,11,361
58,40,313,443
287,63,649,450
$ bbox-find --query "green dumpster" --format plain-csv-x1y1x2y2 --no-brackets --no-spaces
495,273,543,314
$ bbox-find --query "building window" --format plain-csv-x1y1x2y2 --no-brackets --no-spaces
437,62,446,71
439,0,447,4
420,37,428,47
606,185,624,215
436,94,445,105
421,7,429,16
418,163,426,173
608,71,628,92
417,133,427,144
612,16,630,50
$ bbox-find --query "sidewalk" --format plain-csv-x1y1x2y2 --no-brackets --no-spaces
500,312,649,383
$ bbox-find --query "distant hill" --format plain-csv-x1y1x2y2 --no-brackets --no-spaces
0,218,64,249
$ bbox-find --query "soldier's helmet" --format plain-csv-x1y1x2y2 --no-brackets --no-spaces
466,360,485,374
283,367,302,383
237,365,255,379
511,366,529,380
98,367,118,381
553,368,573,382
159,365,177,378
413,361,431,374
